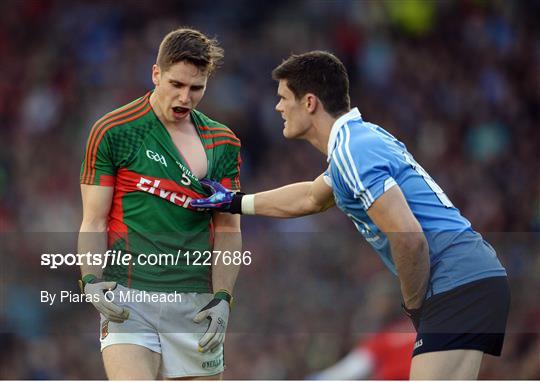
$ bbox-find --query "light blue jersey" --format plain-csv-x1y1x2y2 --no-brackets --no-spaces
325,108,506,297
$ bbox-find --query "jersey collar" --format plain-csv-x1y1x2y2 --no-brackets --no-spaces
327,107,362,162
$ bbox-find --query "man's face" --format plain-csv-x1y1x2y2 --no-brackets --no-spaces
275,80,310,139
152,61,208,123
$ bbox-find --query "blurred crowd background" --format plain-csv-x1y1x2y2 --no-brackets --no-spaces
1,0,539,379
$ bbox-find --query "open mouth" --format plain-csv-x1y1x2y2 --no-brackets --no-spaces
172,106,190,117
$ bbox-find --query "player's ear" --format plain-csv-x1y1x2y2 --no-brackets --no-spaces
305,93,317,114
152,64,160,86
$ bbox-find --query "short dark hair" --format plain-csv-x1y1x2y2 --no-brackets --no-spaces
156,27,224,74
272,51,350,117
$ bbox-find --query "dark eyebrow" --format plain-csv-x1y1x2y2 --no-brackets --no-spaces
169,79,204,89
169,79,184,86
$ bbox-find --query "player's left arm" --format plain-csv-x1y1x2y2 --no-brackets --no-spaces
193,141,242,352
193,208,242,353
366,185,429,311
210,142,242,303
211,212,242,295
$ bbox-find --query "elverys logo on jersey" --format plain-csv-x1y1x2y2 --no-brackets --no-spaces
136,177,192,208
146,150,167,167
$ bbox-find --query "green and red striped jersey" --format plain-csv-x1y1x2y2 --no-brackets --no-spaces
80,92,241,293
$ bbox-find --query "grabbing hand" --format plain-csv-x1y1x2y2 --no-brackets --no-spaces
190,178,243,213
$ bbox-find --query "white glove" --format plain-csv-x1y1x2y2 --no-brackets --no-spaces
84,278,130,323
193,298,230,353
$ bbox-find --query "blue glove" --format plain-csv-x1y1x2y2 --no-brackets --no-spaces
190,178,244,213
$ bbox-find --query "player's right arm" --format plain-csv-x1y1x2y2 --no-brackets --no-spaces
191,173,334,217
79,113,117,278
78,116,130,322
78,184,113,278
253,173,334,217
78,184,129,323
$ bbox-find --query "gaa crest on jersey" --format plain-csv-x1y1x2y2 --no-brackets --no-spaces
146,149,168,167
101,320,109,340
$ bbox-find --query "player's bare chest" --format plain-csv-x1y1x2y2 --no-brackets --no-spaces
166,126,208,179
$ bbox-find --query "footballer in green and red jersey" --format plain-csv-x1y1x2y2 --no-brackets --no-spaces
80,92,241,293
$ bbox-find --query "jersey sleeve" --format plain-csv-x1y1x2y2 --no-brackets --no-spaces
218,143,242,191
332,129,396,210
323,165,333,187
80,127,116,186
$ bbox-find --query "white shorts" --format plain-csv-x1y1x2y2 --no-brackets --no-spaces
99,284,224,378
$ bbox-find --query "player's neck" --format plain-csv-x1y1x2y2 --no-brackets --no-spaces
164,118,194,132
307,112,337,155
149,92,193,131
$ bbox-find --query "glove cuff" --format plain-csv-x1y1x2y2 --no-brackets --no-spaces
214,289,234,308
229,192,245,214
78,273,99,293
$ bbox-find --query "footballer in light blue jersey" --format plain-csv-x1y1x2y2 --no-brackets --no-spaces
324,108,506,297
192,51,511,375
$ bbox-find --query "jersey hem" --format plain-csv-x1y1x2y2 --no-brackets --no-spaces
428,272,507,299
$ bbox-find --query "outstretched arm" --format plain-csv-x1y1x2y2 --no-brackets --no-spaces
190,173,335,218
252,173,334,217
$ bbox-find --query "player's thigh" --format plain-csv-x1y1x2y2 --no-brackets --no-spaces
167,372,222,380
410,349,483,380
159,293,225,379
102,343,161,380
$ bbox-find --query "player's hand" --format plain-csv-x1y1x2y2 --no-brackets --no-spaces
84,279,130,323
193,297,230,353
190,178,243,213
